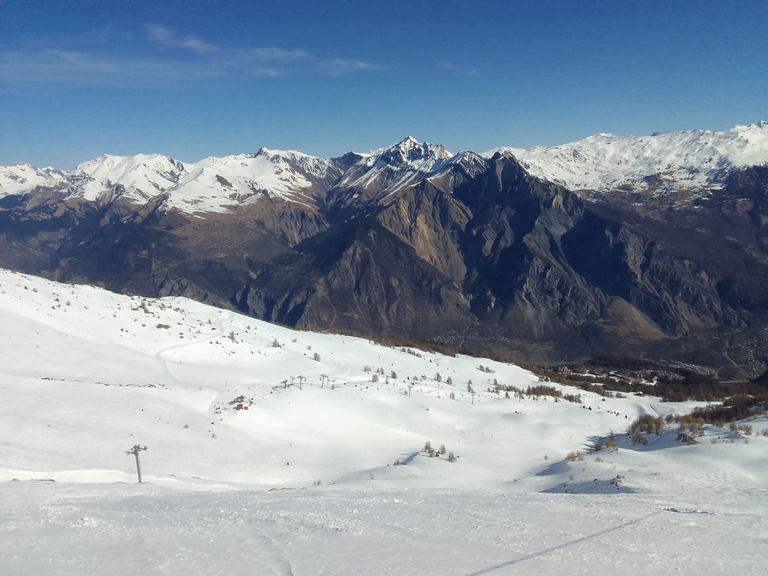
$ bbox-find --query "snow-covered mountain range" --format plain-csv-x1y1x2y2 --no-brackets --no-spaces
0,148,342,213
3,122,766,214
491,121,768,193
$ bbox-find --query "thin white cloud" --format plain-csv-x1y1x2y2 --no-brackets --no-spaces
0,25,385,84
317,58,386,77
145,24,379,78
145,23,217,54
0,49,227,84
243,47,313,62
438,60,479,77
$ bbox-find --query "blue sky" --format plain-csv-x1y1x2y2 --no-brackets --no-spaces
1,0,766,169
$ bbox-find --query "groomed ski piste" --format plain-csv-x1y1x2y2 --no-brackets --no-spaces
0,268,765,575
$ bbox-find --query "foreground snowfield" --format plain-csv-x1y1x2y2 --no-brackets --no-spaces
1,269,766,574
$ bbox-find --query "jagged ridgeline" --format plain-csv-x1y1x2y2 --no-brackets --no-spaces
1,124,768,373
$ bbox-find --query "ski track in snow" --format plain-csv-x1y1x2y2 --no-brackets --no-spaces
464,509,665,576
153,310,234,413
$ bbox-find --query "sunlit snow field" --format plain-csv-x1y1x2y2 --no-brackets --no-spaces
1,269,765,575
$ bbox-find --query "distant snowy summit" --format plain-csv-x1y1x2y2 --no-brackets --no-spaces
0,163,66,196
2,123,767,213
489,121,768,193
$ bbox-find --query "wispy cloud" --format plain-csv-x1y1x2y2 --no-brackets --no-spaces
145,23,218,55
240,47,313,62
0,24,383,85
317,58,387,77
0,49,218,84
438,60,479,77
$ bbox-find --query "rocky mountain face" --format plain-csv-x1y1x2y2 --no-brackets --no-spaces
1,125,767,376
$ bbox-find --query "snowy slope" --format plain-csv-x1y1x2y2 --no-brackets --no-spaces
162,149,337,213
0,268,766,575
73,154,188,203
489,121,768,193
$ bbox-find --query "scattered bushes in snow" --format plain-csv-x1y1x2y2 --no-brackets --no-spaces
525,385,580,403
730,423,753,436
422,441,457,462
589,439,604,453
687,394,767,426
400,347,423,358
565,450,584,461
632,428,648,446
665,395,767,441
675,415,705,438
630,414,664,435
526,384,561,399
628,414,664,445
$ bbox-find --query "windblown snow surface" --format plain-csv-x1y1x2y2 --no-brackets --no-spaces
0,269,765,575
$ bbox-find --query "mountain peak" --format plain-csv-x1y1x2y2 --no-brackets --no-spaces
397,135,420,147
331,137,457,198
379,137,452,166
256,147,299,159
